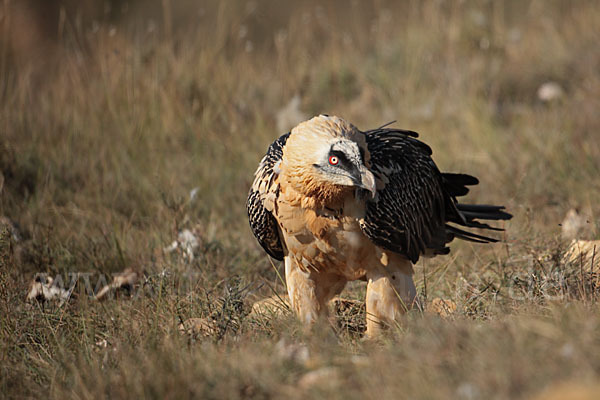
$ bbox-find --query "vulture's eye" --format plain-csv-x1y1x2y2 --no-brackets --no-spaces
329,156,339,165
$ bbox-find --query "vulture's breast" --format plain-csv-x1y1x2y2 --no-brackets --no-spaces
276,191,378,280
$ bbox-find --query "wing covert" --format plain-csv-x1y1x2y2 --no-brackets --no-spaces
359,128,448,263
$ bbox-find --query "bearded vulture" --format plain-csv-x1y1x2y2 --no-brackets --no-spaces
247,115,511,336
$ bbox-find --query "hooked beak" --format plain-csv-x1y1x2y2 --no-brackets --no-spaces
357,166,376,198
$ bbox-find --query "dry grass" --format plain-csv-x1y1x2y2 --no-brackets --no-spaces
1,1,600,398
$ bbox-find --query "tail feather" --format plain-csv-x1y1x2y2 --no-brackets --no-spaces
447,203,511,242
442,173,479,197
442,173,479,186
458,219,505,231
456,203,512,220
446,224,500,244
441,172,512,246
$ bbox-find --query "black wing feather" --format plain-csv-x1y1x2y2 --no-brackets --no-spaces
360,128,447,263
360,128,512,263
246,133,290,260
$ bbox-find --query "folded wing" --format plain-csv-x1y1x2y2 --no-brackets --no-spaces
360,128,511,263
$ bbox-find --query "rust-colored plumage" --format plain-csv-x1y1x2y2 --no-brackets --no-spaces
247,115,511,336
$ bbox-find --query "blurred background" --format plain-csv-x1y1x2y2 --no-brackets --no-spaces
1,1,600,398
2,0,598,269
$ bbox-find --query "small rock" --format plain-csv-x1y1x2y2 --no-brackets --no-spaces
298,367,340,389
507,28,522,43
559,342,575,359
350,355,369,367
561,208,589,240
428,298,457,318
276,95,306,133
456,382,479,400
275,338,310,365
537,82,563,102
251,294,290,317
563,239,600,271
178,317,217,338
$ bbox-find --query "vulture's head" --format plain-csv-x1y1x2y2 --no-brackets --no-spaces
280,115,376,202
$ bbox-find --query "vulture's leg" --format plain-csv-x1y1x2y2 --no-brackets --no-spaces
365,260,418,337
285,256,346,327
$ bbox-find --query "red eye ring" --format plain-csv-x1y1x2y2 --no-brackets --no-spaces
329,156,339,165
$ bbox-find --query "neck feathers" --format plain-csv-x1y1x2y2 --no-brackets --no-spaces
279,167,351,209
